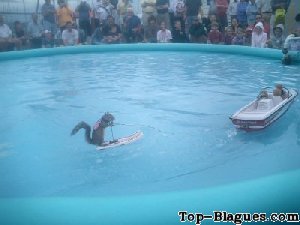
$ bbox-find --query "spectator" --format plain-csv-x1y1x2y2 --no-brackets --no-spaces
123,7,143,43
224,26,234,45
91,24,105,44
205,14,218,32
157,21,172,42
237,0,248,28
93,0,114,26
171,0,186,25
227,0,238,23
76,0,92,42
270,0,290,35
246,0,259,26
232,26,246,45
215,0,228,31
103,15,121,43
0,15,20,51
27,13,44,49
156,0,170,30
189,17,207,43
267,23,285,49
185,0,201,34
231,17,239,34
207,22,223,44
141,0,157,31
43,30,54,48
13,21,27,49
172,20,188,42
144,15,158,42
256,0,272,28
57,1,74,31
251,21,267,48
117,0,132,30
61,21,79,46
254,14,270,38
41,0,57,34
244,26,252,45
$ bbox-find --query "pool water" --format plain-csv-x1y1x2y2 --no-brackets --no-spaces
0,52,299,198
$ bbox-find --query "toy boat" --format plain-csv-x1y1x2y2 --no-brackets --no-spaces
230,87,298,130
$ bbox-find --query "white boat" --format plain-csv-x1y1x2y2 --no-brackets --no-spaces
230,87,298,130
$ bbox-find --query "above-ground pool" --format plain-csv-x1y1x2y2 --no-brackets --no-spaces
0,44,299,225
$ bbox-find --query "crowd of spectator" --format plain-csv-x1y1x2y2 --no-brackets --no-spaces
0,0,299,52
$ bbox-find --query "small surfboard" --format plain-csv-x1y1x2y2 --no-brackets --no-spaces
96,131,143,150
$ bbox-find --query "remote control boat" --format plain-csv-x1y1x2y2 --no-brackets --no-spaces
230,87,298,130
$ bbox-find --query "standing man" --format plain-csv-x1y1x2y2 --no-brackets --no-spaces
185,0,201,35
41,0,57,34
27,13,44,48
156,0,170,30
76,0,92,42
141,0,157,31
57,1,74,32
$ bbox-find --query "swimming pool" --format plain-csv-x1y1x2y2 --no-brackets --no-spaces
0,44,299,224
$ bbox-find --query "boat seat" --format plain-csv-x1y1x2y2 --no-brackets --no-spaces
257,98,273,111
272,96,283,106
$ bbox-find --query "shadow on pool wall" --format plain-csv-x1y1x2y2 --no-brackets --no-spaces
0,44,299,225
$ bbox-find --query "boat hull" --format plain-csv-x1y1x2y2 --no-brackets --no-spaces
230,89,298,131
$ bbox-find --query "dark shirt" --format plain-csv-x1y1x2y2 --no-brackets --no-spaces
76,2,91,21
145,25,158,42
185,0,202,16
124,15,141,33
172,29,188,43
156,0,169,14
189,22,206,37
41,3,56,23
15,29,25,38
92,27,104,43
103,24,121,36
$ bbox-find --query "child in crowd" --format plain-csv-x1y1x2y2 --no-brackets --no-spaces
251,22,267,48
157,21,172,43
232,27,246,45
224,26,234,45
172,20,187,43
207,22,223,44
230,17,239,34
144,15,158,43
244,26,252,46
267,24,284,49
42,30,54,48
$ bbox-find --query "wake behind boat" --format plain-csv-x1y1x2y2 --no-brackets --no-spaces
230,87,298,130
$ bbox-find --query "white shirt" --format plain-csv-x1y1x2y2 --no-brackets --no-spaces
157,29,172,42
251,31,267,48
0,24,12,38
62,29,79,45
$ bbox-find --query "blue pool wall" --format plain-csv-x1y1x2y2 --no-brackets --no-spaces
0,43,299,62
0,44,299,225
